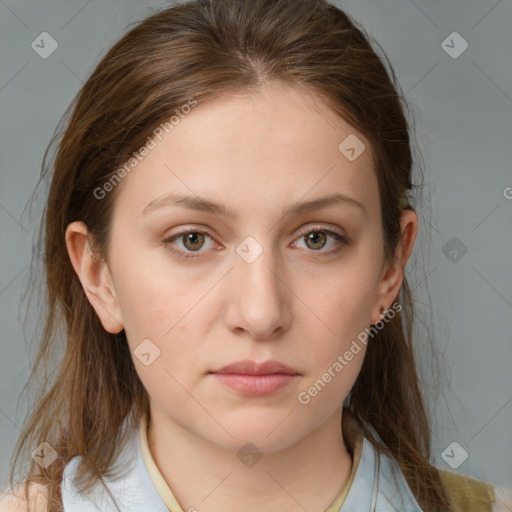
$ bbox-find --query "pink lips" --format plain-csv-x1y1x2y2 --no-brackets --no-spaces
210,360,300,396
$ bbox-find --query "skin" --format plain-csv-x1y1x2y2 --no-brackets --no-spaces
65,81,418,512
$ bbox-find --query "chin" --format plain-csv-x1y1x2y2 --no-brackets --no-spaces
200,413,308,454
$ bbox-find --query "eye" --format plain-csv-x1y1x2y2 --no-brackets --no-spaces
163,228,217,259
292,226,351,254
163,225,351,260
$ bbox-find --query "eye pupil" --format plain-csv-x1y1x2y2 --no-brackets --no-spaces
183,232,205,251
305,231,327,250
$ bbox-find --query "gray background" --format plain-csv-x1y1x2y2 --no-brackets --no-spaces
1,0,511,492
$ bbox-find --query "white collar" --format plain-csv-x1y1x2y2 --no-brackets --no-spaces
340,433,424,511
61,424,425,512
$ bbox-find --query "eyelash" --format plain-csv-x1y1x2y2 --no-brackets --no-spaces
163,226,351,260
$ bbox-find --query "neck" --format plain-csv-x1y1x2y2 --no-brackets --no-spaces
147,404,353,512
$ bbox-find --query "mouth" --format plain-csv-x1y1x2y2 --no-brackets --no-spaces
209,360,301,396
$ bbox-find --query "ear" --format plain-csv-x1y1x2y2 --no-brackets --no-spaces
65,221,124,334
370,209,418,325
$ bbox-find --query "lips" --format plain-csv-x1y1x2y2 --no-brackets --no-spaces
210,359,300,376
210,360,300,396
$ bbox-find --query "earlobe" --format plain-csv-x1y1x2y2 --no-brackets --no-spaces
65,221,124,334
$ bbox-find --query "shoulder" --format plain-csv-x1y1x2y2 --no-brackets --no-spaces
438,469,512,512
0,483,48,512
492,486,512,512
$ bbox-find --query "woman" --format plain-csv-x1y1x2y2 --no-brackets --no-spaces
1,0,510,511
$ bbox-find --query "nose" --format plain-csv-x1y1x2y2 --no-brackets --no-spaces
224,243,292,340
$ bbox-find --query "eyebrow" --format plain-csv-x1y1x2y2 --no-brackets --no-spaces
142,192,367,219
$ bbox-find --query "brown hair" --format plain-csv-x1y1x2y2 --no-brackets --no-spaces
11,0,453,510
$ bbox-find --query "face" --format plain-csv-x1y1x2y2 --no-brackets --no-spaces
67,82,413,452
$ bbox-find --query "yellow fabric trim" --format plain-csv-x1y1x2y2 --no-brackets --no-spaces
139,415,184,512
438,469,495,512
138,414,363,512
325,432,364,511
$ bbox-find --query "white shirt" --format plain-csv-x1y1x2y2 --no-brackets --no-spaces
60,422,427,512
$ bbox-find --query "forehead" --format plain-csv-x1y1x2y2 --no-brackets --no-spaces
112,82,379,222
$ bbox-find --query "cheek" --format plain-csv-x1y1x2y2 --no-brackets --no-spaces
110,246,193,338
304,272,376,342
295,338,366,420
115,274,213,385
294,270,375,391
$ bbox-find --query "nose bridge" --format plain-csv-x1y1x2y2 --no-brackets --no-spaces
229,234,289,338
237,236,283,302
